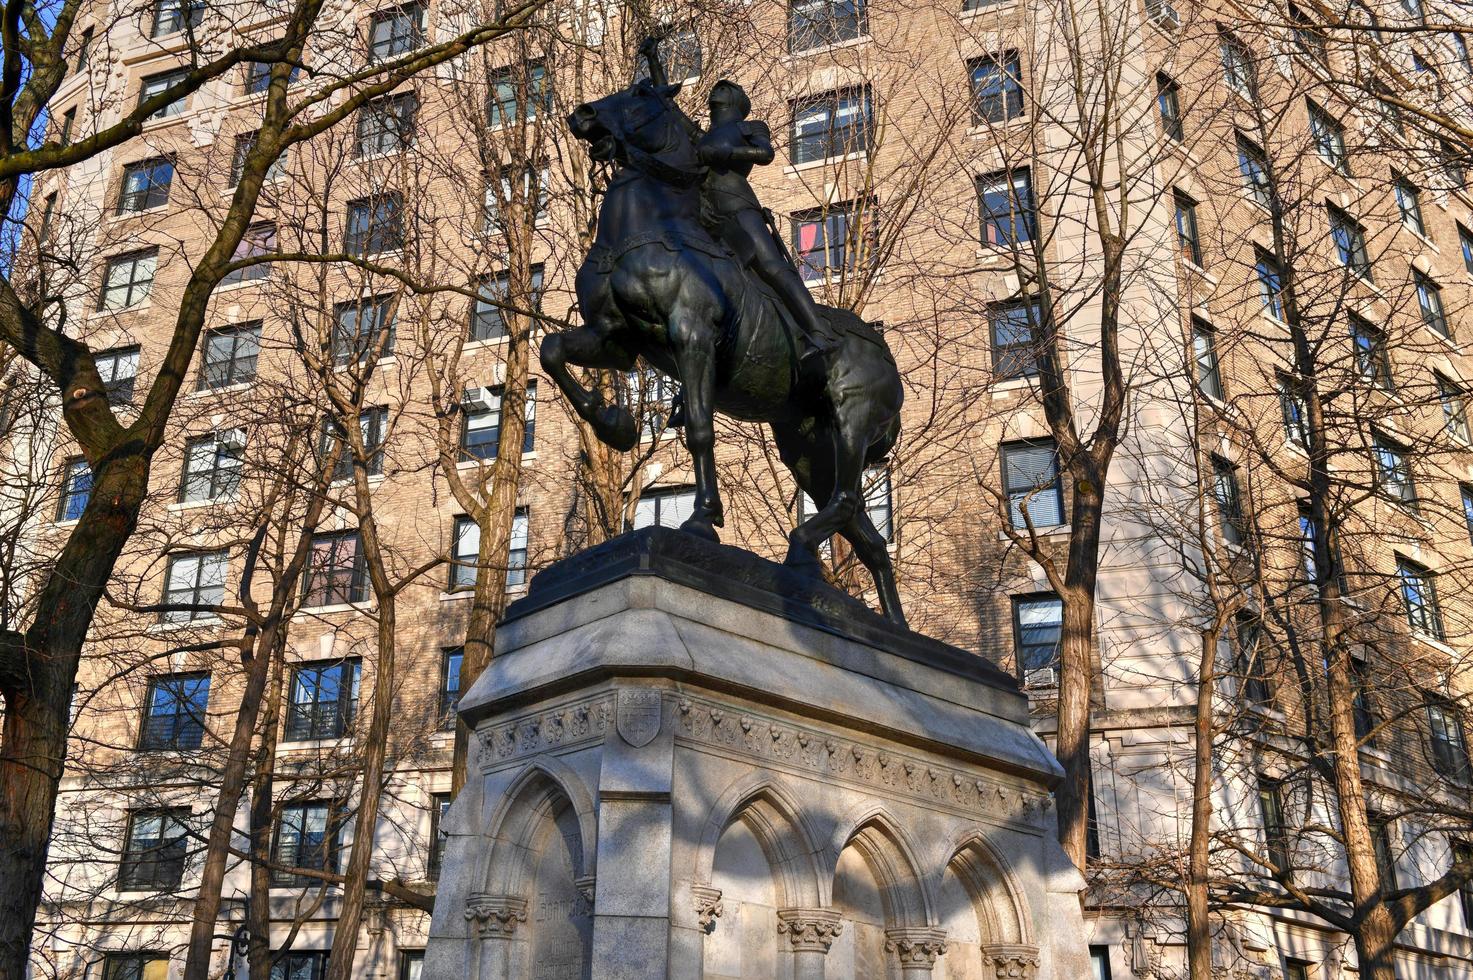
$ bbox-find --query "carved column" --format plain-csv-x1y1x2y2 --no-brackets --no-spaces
982,942,1042,980
885,927,948,977
777,908,843,980
465,894,528,980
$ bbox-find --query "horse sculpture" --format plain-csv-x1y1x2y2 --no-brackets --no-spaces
539,77,907,626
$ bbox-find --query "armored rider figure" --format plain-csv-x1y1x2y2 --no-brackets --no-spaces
639,36,841,380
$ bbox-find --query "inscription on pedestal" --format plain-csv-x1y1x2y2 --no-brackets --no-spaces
527,809,592,979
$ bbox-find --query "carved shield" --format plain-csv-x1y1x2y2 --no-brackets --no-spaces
616,689,662,747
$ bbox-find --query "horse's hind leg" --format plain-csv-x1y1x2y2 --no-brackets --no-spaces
539,326,639,451
786,416,863,569
668,309,724,541
839,509,906,628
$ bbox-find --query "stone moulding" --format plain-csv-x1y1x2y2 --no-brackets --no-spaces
886,927,949,966
464,894,528,939
475,693,613,771
776,908,844,952
983,942,1042,979
674,693,1047,827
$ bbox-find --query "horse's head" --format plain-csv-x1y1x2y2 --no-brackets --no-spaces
568,80,696,176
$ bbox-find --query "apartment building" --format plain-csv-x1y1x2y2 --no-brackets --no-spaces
14,0,1473,976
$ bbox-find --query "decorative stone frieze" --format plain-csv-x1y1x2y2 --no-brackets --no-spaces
476,695,612,768
983,943,1042,979
674,695,1046,824
776,908,844,952
464,894,527,939
887,927,948,969
690,884,724,930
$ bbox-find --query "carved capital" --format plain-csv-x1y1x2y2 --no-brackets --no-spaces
982,943,1041,979
886,927,948,968
464,894,527,939
691,884,724,930
776,908,843,953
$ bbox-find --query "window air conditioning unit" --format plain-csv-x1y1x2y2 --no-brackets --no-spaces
1024,667,1058,688
463,387,495,412
217,428,246,450
1146,0,1181,30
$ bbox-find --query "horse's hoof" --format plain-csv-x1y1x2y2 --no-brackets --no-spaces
597,406,639,452
784,542,823,577
679,516,720,543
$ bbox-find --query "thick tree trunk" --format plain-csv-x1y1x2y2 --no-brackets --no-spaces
247,655,284,980
1352,905,1401,980
0,685,66,980
1186,629,1217,980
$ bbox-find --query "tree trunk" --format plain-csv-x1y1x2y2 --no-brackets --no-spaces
1186,629,1217,980
0,685,66,980
1352,904,1400,980
247,652,285,980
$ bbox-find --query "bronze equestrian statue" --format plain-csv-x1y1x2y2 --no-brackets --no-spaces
539,49,907,626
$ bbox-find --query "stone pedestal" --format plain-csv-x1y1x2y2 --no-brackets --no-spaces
425,529,1090,980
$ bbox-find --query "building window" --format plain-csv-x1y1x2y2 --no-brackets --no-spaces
118,808,190,891
792,201,872,282
1155,73,1183,142
1255,248,1285,321
1307,101,1350,175
1438,374,1470,442
1173,190,1202,266
355,93,416,157
97,345,141,404
1192,318,1224,401
508,508,529,586
1372,433,1416,507
977,169,1036,247
1461,483,1473,546
1219,31,1258,99
179,431,244,502
229,130,285,187
1290,5,1328,63
461,381,536,460
1328,205,1372,281
1277,374,1309,448
634,26,702,81
273,801,344,884
286,660,361,741
58,457,91,521
302,531,367,607
1089,946,1113,980
139,673,210,750
199,322,261,390
1393,174,1426,236
322,406,387,482
161,550,227,623
1397,557,1444,640
150,0,202,36
790,87,871,165
1414,270,1450,337
1454,844,1473,929
221,222,275,286
331,294,396,365
488,61,550,128
1210,455,1248,547
1256,777,1291,874
117,157,173,214
484,164,549,232
450,516,479,591
1460,224,1473,275
795,466,890,540
58,106,75,145
440,648,462,726
470,266,544,341
1298,504,1326,590
427,794,451,880
270,952,329,980
1001,439,1064,529
345,194,403,256
1012,593,1062,682
139,69,189,119
99,250,158,312
103,953,169,980
367,2,425,61
633,486,695,530
1350,654,1376,741
1236,134,1271,209
1351,316,1391,390
788,0,865,51
74,27,94,74
1235,616,1271,704
1284,960,1311,980
244,60,301,94
37,191,56,240
989,299,1043,380
1427,697,1469,778
969,51,1024,125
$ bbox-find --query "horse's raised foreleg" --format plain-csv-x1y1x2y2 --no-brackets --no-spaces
539,326,640,452
669,314,723,541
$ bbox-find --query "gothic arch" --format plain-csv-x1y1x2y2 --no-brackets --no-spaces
694,772,825,908
938,828,1035,946
482,758,598,897
826,803,933,928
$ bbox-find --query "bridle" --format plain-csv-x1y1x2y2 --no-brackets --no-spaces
597,87,706,189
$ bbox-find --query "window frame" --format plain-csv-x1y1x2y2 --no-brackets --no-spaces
1414,269,1450,337
1397,557,1444,641
199,322,262,390
1209,454,1249,547
1437,373,1471,442
1256,776,1292,876
470,265,545,342
1173,189,1203,266
1372,432,1416,508
788,0,867,52
1427,696,1469,780
631,486,697,531
150,0,202,37
284,660,362,741
791,200,873,283
331,294,397,366
367,2,425,62
439,648,462,727
1155,73,1184,142
178,431,244,503
138,672,210,751
271,800,346,885
58,456,92,521
1011,592,1063,680
1327,204,1372,281
1394,173,1427,236
116,157,174,214
138,68,189,119
301,530,368,607
989,299,1043,381
1307,100,1350,175
789,86,873,165
1191,317,1224,401
977,168,1037,248
969,50,1025,126
354,92,417,157
118,807,191,892
1235,133,1272,209
1000,438,1065,530
460,380,537,461
1351,315,1392,390
161,549,227,623
98,249,159,312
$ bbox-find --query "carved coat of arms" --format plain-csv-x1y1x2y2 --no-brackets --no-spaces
616,689,662,747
